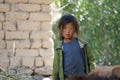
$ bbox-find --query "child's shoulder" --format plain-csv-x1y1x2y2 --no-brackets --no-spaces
75,38,88,48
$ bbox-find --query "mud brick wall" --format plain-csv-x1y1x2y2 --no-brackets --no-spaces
0,0,53,75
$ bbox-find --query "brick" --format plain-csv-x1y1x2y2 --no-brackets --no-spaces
30,12,51,21
6,40,30,49
3,22,16,30
41,5,51,12
10,57,21,68
5,0,27,3
5,31,29,40
35,57,43,67
0,49,14,57
0,49,8,56
0,22,2,30
31,40,41,49
0,30,4,39
11,4,18,11
39,48,53,57
6,12,29,21
0,0,3,2
41,39,53,49
0,40,6,49
17,21,40,31
40,31,53,40
16,49,38,57
0,4,9,12
30,31,52,40
30,31,41,40
43,57,53,67
22,57,34,68
41,22,52,31
0,57,9,69
29,0,52,4
0,13,4,22
18,4,41,12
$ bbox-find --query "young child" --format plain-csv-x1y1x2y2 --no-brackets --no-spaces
52,14,95,80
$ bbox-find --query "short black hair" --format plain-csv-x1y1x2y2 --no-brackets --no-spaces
57,14,80,40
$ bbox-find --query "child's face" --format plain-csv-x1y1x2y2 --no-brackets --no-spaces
62,22,75,41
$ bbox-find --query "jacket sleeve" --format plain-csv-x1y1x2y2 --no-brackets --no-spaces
52,50,59,80
85,44,96,72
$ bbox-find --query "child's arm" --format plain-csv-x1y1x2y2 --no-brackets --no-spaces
86,45,96,72
52,50,59,80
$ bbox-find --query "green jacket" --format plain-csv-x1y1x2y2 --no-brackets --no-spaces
52,39,95,80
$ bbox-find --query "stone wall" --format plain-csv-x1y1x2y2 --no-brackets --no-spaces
0,0,53,79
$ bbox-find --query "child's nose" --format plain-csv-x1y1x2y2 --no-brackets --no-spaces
66,29,70,33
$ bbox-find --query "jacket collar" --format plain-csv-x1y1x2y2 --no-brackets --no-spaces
55,38,87,50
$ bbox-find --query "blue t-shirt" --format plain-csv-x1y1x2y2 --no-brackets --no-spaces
63,38,85,76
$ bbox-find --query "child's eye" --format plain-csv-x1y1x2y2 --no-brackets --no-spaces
64,27,67,30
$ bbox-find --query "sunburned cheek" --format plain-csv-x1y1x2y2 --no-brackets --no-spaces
71,33,75,36
62,31,75,38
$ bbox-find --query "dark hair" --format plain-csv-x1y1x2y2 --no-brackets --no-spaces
57,14,80,40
